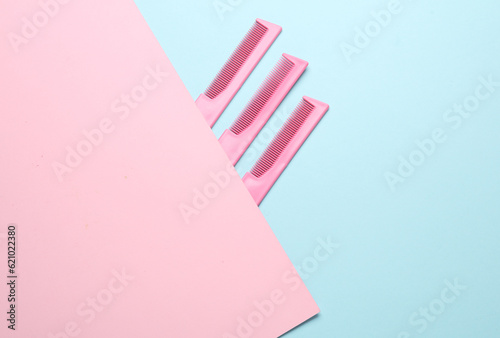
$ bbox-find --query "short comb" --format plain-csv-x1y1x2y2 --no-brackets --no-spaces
218,54,308,165
196,19,282,127
242,97,329,205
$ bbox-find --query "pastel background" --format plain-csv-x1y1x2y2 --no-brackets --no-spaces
134,0,500,337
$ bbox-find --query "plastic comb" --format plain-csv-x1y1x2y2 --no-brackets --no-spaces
242,97,329,205
218,53,308,165
196,19,281,127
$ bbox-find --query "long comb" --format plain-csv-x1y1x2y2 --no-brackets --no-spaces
196,19,281,127
218,54,308,165
242,97,329,205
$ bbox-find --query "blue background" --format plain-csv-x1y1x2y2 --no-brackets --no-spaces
134,0,500,337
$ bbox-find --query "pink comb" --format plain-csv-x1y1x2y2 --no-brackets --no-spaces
242,97,329,205
218,54,308,165
196,19,282,127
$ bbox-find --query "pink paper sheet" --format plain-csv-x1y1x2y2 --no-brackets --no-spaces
0,0,319,337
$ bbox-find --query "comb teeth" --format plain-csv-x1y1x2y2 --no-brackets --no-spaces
250,99,315,178
204,21,268,100
230,56,295,135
